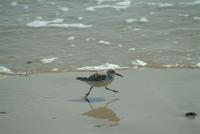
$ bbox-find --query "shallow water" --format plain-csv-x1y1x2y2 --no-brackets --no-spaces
0,0,200,74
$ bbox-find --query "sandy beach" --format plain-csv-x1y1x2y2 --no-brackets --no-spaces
0,69,200,134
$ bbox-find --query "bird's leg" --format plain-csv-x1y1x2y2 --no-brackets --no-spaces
85,86,93,98
105,86,119,93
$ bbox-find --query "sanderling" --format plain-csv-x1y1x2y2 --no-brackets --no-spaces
77,69,123,98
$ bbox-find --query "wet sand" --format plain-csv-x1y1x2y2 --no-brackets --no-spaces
0,69,200,134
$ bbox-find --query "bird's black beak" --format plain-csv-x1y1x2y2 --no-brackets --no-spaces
116,73,123,77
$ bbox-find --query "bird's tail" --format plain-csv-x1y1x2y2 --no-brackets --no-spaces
76,77,88,81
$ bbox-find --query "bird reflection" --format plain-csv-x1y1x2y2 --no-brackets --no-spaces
82,98,120,127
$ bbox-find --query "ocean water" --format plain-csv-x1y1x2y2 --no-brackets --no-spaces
0,0,200,75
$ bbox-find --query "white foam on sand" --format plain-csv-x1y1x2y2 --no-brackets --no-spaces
40,57,58,64
77,63,128,71
86,0,131,11
131,59,147,67
0,66,13,74
27,18,92,28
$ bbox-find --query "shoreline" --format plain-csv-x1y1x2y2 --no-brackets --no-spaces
1,69,200,134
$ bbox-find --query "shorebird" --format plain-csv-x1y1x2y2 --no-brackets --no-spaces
77,69,123,98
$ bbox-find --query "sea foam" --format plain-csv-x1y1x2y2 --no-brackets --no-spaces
126,17,149,23
48,23,92,28
128,48,136,51
98,40,111,45
67,36,76,40
58,6,69,11
138,17,149,23
197,63,200,67
193,17,200,20
86,5,127,11
27,18,64,27
77,63,128,71
126,19,136,23
27,18,92,28
131,59,147,67
116,0,131,6
95,0,118,5
86,0,131,11
11,1,18,6
181,0,200,5
40,57,58,64
147,2,174,7
0,66,13,74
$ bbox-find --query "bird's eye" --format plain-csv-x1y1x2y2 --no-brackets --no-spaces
110,70,115,73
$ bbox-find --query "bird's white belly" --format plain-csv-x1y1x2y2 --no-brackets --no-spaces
87,80,112,87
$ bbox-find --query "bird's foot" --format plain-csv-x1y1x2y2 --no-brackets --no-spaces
105,86,119,93
85,93,89,98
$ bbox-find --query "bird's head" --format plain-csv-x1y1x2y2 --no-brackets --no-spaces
107,69,123,77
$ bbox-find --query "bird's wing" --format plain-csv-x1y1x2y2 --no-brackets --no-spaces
88,73,107,81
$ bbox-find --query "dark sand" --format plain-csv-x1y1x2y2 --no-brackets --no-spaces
0,69,200,134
